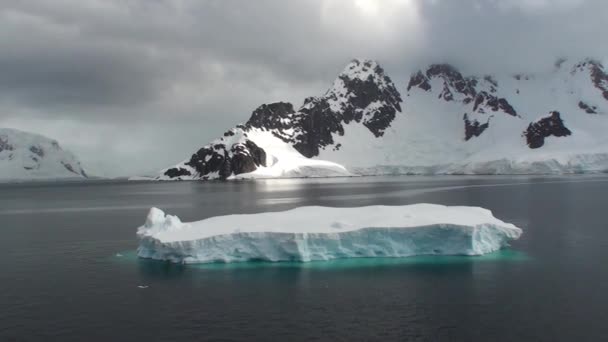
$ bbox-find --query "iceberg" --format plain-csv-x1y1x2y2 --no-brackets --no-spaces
136,204,522,264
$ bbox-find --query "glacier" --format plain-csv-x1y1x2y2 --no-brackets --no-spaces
136,204,523,264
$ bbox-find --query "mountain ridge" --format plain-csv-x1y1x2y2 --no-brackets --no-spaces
159,57,608,180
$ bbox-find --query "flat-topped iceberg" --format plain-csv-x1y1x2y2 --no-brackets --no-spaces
136,204,522,264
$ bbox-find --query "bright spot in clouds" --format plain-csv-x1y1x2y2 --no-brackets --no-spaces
354,0,380,16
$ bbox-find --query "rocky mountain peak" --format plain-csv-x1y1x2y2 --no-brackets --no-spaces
324,59,401,113
158,57,608,181
243,59,403,158
336,59,390,86
325,59,402,129
408,64,477,99
246,102,296,131
408,64,517,121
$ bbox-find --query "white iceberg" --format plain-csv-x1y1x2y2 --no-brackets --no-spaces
136,204,523,264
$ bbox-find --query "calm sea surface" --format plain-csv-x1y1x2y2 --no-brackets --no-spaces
1,175,608,341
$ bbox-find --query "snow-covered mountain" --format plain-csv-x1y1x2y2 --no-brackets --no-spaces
0,128,88,181
160,57,608,180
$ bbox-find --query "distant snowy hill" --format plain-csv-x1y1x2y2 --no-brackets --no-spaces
159,57,608,180
0,128,88,181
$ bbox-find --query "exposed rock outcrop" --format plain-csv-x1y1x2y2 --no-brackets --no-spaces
464,114,490,141
157,57,608,181
524,111,572,149
246,59,402,158
473,91,517,116
578,101,598,114
574,59,608,101
160,59,402,180
0,136,14,153
407,64,517,117
162,129,267,180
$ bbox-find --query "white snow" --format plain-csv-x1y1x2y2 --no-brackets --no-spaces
156,128,351,181
154,58,608,180
315,58,608,175
0,128,88,181
230,129,352,179
137,204,523,264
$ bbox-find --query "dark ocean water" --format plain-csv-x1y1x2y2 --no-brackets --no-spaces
1,175,608,341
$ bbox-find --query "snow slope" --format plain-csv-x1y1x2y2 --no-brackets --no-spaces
137,204,522,263
229,129,351,179
0,128,88,181
157,128,350,180
317,58,608,174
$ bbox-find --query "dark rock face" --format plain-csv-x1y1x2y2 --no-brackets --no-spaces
62,162,74,173
336,60,402,137
163,167,191,178
513,74,531,81
186,145,226,178
246,59,402,158
407,64,517,117
473,92,517,116
408,64,518,145
424,64,478,100
246,102,296,132
246,102,301,143
407,71,431,91
524,111,572,149
573,60,608,101
578,101,598,114
29,145,45,157
246,98,348,159
588,61,608,101
162,59,403,180
230,140,267,175
290,97,346,158
164,133,267,180
0,136,14,153
61,161,86,177
463,114,490,141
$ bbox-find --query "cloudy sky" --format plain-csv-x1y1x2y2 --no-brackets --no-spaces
0,0,605,176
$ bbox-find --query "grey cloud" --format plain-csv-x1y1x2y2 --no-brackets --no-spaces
0,0,606,176
415,0,608,73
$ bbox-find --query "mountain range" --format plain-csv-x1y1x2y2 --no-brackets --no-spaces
159,57,608,180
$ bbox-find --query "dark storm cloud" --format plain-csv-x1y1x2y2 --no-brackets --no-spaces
0,2,315,109
0,0,606,176
0,5,188,114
